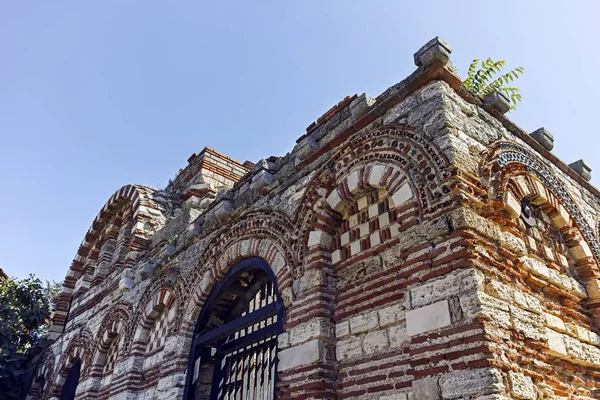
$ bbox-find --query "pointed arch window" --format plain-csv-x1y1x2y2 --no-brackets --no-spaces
184,257,285,400
103,336,120,375
59,359,81,400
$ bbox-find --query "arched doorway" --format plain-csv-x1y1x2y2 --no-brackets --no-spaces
184,257,285,400
59,359,81,400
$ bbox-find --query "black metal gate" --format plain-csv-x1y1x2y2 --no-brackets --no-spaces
184,258,285,400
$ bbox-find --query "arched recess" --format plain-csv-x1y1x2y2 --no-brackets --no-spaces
59,359,81,400
26,349,55,400
294,124,451,271
52,329,94,399
481,141,600,373
87,303,132,396
178,212,297,334
182,257,285,399
124,266,179,355
50,185,167,340
481,141,600,264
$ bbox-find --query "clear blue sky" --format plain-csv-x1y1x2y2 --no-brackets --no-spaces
1,1,599,283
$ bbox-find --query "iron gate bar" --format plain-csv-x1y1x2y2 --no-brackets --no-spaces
183,257,285,400
193,302,278,348
220,324,279,353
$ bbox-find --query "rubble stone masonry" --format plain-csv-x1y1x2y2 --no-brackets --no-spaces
28,38,600,400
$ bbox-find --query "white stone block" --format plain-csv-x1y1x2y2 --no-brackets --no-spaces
370,232,381,247
412,377,440,399
278,339,322,371
336,321,350,339
508,371,535,400
336,336,362,361
347,170,360,193
331,249,342,265
379,303,405,327
406,300,451,336
440,368,503,398
368,203,379,219
379,212,390,228
307,230,332,248
544,313,566,332
586,279,600,300
357,196,368,211
389,323,408,347
551,204,569,228
363,330,389,354
391,183,412,207
571,241,593,260
340,231,350,246
368,165,386,188
545,328,567,356
359,223,369,238
326,189,345,213
350,310,379,334
520,256,549,279
289,317,331,346
350,241,361,256
504,192,521,219
389,222,401,238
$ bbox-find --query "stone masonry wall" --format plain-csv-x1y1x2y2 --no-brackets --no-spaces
30,38,600,400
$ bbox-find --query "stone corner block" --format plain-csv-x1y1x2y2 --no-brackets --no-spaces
530,127,554,151
483,90,510,114
440,368,503,399
413,37,452,68
406,299,451,337
568,159,592,181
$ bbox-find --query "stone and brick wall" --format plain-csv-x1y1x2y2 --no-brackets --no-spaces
30,37,600,400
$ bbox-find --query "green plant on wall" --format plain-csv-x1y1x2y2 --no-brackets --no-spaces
456,58,524,110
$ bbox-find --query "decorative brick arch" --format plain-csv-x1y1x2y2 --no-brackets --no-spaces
481,141,600,266
125,267,179,355
88,302,131,379
294,124,451,270
51,329,94,397
481,141,600,327
50,185,167,339
26,349,55,400
178,212,296,333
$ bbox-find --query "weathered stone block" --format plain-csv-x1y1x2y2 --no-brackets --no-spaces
278,339,323,371
440,368,503,398
289,317,331,346
378,303,405,327
413,36,452,68
350,310,379,334
336,336,362,361
545,328,567,356
412,376,440,399
388,323,408,347
483,90,510,114
411,268,483,308
362,329,389,354
508,371,535,400
336,321,350,339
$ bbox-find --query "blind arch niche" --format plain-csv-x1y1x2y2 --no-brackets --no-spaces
184,257,285,400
